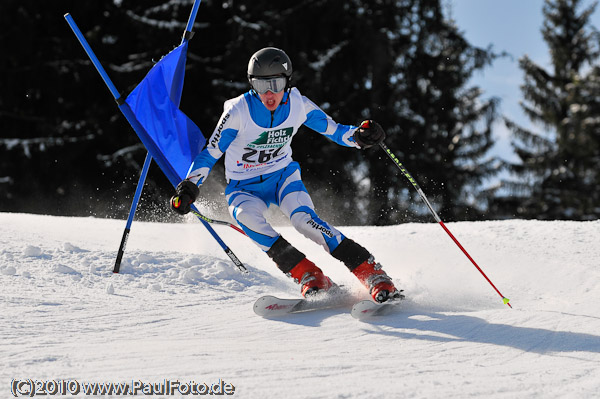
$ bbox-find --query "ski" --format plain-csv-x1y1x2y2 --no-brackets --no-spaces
253,288,355,318
254,289,406,320
351,295,405,320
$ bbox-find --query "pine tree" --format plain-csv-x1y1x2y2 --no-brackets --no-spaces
372,0,501,224
497,0,600,220
310,0,501,224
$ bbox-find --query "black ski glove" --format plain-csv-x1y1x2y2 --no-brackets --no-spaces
170,180,199,215
353,120,386,149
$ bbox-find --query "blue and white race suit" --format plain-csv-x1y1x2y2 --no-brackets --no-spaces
186,88,361,252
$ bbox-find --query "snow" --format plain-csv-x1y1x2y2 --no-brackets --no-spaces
1,212,599,398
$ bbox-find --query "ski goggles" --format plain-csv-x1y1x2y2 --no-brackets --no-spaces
250,76,288,94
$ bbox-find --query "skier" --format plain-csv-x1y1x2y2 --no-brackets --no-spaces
170,47,400,303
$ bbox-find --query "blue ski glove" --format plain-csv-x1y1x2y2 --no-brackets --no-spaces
170,180,199,215
353,120,386,148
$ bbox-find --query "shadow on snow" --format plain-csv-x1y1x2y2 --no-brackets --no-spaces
363,310,600,354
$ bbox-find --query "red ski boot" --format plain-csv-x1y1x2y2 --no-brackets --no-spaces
352,257,400,303
289,258,333,297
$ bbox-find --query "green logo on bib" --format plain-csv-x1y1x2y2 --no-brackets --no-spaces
248,127,293,149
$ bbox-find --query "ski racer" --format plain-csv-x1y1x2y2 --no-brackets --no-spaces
170,47,400,303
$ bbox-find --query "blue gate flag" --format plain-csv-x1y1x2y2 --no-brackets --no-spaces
123,41,204,187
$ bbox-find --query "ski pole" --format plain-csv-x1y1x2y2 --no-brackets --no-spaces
189,209,247,236
189,205,248,273
379,142,511,308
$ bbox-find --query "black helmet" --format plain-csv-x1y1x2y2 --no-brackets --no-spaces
247,47,293,79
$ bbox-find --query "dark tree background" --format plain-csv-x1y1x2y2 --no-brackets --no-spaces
1,0,506,224
494,0,600,220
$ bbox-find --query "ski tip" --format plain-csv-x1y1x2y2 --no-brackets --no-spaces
253,295,302,318
350,297,403,320
503,297,512,308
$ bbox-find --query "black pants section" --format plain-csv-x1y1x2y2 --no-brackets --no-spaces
266,236,305,274
330,238,371,272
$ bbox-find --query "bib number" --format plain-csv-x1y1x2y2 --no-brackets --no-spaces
242,147,284,164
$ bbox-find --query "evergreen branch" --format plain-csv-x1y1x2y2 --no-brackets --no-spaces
504,118,555,152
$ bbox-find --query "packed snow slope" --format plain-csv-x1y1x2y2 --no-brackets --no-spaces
1,212,599,398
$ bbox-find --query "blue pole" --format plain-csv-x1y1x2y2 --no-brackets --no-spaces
64,14,121,101
113,153,152,273
182,0,202,44
65,10,248,274
64,13,153,273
